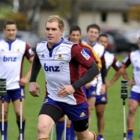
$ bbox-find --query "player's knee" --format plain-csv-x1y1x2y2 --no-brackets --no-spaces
129,107,137,115
129,104,137,114
38,123,46,132
4,113,8,120
96,111,104,118
15,111,24,120
89,105,94,112
0,110,8,120
37,123,50,138
88,105,94,115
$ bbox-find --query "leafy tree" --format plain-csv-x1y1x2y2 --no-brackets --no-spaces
45,0,81,26
0,6,29,30
129,5,140,21
0,0,81,31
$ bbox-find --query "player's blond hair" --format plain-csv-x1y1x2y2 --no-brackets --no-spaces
46,15,64,31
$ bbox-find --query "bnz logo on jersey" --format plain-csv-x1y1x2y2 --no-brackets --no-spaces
3,56,17,62
44,63,60,72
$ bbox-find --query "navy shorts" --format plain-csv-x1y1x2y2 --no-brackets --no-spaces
0,87,24,103
41,97,89,121
95,94,107,105
82,85,96,98
129,91,140,102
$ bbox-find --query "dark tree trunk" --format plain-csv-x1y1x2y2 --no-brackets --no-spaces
67,0,81,27
18,0,44,32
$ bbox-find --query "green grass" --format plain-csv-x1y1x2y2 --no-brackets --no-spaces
7,54,140,140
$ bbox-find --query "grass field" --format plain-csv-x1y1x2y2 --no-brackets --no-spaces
7,54,140,140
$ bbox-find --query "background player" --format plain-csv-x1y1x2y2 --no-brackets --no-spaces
0,20,34,140
96,33,122,140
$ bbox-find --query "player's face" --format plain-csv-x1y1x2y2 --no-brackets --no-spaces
98,36,109,48
69,30,81,43
4,24,17,41
87,28,99,43
45,21,63,47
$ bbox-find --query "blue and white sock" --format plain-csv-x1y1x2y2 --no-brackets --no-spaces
56,121,64,140
97,134,104,140
127,130,133,140
0,121,8,140
17,120,25,138
66,123,75,140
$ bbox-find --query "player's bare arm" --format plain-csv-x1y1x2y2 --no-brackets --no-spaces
20,56,34,86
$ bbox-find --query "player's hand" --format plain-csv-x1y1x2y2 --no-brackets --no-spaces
85,82,91,89
29,82,40,97
58,85,75,97
100,84,107,94
20,77,28,86
128,80,135,87
106,80,112,89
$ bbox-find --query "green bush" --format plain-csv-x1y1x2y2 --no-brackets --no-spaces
0,6,30,30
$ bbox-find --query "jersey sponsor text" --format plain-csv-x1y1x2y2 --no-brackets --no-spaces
3,56,17,62
44,63,60,72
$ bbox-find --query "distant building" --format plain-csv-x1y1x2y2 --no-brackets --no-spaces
38,0,140,36
78,0,140,34
127,0,140,5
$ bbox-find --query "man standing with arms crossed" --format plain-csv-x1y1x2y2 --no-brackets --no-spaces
0,20,34,140
29,15,99,140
